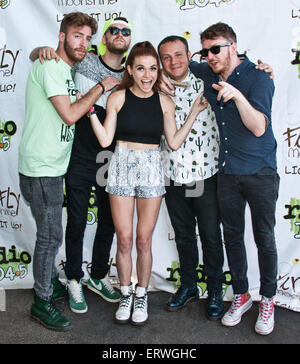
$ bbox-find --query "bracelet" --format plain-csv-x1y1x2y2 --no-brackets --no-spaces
97,81,105,94
87,106,96,118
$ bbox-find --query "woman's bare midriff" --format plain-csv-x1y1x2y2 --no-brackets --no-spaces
116,140,159,150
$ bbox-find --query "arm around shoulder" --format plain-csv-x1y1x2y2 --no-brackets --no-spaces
29,46,59,63
50,83,104,126
189,60,206,79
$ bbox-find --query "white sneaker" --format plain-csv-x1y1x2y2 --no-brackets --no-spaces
131,286,148,326
221,292,252,327
67,279,88,313
255,296,274,335
87,276,121,303
115,284,133,324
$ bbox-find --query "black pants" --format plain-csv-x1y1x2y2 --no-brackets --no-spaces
165,174,224,293
64,157,115,281
218,171,279,298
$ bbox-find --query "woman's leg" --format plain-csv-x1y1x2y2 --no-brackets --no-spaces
109,194,135,286
135,196,162,288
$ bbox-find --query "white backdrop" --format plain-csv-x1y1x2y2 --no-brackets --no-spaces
0,0,300,312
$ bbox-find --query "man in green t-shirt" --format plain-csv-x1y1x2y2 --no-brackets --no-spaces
18,12,106,331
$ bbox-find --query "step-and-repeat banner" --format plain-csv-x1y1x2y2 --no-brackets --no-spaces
1,0,300,312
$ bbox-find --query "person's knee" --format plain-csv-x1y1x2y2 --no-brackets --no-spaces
136,233,151,254
117,231,133,255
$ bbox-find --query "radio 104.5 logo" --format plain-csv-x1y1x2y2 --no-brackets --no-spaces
0,120,17,151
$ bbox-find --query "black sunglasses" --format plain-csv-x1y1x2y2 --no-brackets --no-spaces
108,26,131,37
200,42,232,58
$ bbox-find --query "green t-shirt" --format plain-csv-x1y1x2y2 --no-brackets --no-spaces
18,59,77,177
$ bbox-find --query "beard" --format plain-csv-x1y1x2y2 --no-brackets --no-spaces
209,53,231,75
105,36,130,55
64,39,86,63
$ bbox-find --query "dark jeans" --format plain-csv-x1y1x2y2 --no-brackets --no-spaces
217,170,280,298
19,174,64,300
165,174,224,293
64,157,115,281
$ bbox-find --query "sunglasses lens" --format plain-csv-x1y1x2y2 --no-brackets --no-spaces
109,27,131,36
121,28,131,36
109,27,119,35
200,45,221,57
210,46,221,55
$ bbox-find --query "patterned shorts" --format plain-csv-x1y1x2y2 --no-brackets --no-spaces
106,146,166,198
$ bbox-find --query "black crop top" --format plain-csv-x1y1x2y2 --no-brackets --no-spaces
115,88,164,144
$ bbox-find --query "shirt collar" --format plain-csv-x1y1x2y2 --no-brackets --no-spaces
231,55,251,78
170,69,197,87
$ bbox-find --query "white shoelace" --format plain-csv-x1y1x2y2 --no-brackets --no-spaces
101,277,115,294
70,282,84,303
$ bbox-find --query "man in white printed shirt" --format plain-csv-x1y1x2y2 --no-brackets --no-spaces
158,35,224,320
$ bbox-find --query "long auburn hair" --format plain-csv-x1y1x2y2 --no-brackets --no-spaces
118,41,162,92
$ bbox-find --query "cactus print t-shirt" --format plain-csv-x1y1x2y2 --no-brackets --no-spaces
161,70,219,184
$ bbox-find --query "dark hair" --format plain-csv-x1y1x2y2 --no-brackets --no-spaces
114,16,129,23
60,12,98,36
157,35,189,56
111,16,129,25
200,22,237,43
118,41,161,92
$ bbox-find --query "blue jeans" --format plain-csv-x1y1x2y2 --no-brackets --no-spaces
217,170,280,298
19,174,64,300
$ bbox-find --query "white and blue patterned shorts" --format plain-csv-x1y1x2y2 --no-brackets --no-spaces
106,146,166,198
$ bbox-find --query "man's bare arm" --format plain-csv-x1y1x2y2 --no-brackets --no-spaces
50,84,103,126
50,76,120,126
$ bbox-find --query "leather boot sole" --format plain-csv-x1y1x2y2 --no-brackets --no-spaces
31,314,72,332
165,295,198,312
206,308,224,321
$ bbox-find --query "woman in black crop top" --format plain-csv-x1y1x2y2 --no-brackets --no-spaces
89,41,207,326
